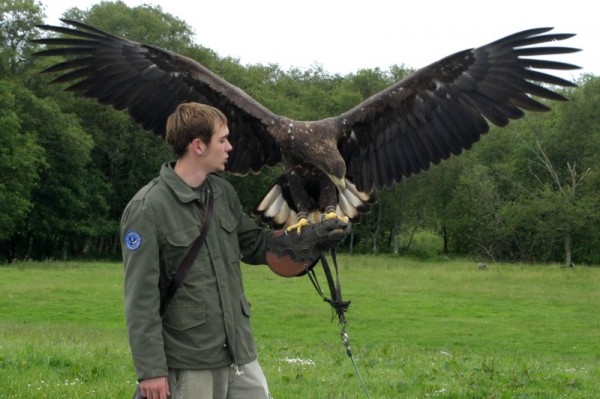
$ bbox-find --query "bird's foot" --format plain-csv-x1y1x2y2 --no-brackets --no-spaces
324,211,349,224
286,217,310,235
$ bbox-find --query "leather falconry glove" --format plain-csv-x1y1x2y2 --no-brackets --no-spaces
266,218,350,277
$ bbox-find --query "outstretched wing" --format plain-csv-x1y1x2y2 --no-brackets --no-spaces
336,27,580,194
32,19,282,175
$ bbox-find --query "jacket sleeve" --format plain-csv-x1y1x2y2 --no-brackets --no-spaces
121,198,168,380
238,211,270,265
216,177,270,265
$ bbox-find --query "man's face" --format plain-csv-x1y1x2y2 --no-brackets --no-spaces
202,123,232,173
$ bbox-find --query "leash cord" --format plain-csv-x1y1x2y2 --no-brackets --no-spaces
305,251,372,399
340,319,371,399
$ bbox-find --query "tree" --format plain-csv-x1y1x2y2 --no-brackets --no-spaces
0,0,44,75
61,0,195,52
13,84,102,259
0,81,44,244
526,144,591,266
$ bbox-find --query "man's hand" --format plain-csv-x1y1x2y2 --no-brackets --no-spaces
312,218,350,252
266,218,350,277
139,376,169,399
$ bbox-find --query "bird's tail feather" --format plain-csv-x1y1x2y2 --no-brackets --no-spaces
254,175,373,229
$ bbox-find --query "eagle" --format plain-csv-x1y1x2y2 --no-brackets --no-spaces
33,20,580,232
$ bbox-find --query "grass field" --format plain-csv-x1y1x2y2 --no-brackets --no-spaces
1,256,599,398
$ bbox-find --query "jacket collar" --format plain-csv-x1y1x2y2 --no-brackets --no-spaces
161,162,223,203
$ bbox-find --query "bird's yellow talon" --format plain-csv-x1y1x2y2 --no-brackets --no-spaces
287,218,310,234
325,212,348,223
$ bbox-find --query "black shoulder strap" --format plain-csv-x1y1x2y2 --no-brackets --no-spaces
159,182,214,316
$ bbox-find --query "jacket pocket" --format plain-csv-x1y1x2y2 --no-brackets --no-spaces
166,224,200,247
163,305,206,331
218,214,238,233
218,214,241,262
164,225,201,271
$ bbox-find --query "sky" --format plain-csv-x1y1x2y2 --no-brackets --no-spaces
39,0,596,81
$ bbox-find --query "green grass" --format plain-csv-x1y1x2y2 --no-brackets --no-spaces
1,257,599,398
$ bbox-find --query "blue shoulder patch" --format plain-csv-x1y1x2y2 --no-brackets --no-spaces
124,230,142,251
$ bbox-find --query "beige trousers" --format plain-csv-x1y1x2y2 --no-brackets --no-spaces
168,360,270,399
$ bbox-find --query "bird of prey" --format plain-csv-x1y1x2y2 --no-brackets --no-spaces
33,20,580,232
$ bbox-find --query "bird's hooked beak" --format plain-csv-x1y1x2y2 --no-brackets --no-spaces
328,174,346,192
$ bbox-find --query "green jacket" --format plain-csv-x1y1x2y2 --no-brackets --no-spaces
121,162,270,380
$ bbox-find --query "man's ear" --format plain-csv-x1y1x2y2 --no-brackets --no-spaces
192,138,205,155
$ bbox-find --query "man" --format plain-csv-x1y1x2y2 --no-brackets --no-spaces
121,102,346,399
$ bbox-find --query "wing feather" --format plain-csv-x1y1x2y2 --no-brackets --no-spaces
337,27,579,193
33,19,282,175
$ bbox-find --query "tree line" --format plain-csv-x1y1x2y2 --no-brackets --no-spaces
1,0,599,264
